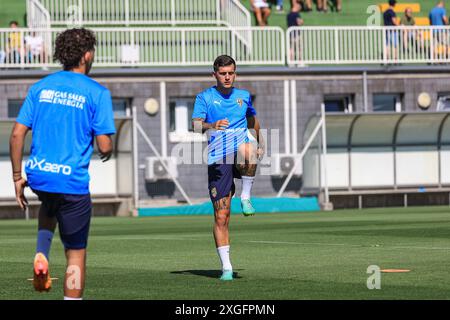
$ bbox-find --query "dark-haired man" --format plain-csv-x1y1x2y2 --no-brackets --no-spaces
9,28,115,299
384,0,400,61
192,55,264,281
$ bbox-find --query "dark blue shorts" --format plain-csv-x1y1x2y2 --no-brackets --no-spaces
33,189,92,250
208,154,242,202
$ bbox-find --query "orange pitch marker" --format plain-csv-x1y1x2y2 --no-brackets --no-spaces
380,269,411,273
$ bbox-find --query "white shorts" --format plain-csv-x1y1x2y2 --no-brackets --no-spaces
253,0,269,9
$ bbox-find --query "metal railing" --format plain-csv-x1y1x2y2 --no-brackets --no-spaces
27,0,51,29
35,0,250,28
220,0,251,28
0,27,284,68
25,1,52,69
0,29,52,68
287,26,450,65
6,26,450,69
219,0,252,50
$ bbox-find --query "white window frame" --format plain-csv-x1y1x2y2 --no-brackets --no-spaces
169,98,207,143
373,93,403,113
323,94,354,113
437,93,450,111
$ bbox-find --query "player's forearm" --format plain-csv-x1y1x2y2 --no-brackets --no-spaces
96,135,113,162
256,129,265,148
9,132,25,181
247,116,264,147
96,135,113,154
193,118,215,133
10,123,30,181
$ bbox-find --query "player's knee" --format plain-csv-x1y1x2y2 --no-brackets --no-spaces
215,221,228,231
214,212,229,227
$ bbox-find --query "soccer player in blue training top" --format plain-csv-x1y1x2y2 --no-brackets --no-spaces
192,55,264,281
9,28,116,299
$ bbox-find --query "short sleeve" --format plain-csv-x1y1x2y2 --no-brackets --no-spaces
92,89,116,136
16,89,35,128
389,11,396,22
192,94,207,120
245,94,257,117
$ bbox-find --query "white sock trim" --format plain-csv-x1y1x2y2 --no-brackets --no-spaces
217,245,232,271
241,176,255,200
64,296,83,300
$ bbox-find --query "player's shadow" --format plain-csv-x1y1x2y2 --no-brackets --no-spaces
171,270,243,279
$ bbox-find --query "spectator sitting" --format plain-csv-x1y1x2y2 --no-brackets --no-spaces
25,31,45,64
317,0,342,12
250,0,272,26
296,0,312,12
6,21,23,64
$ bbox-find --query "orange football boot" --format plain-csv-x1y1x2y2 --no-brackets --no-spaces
33,253,52,292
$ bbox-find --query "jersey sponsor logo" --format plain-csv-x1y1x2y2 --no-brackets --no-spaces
211,187,218,198
213,100,222,106
237,98,243,107
26,157,72,176
39,89,55,103
39,89,86,110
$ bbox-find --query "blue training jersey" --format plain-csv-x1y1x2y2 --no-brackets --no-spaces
192,86,257,165
430,7,447,26
16,71,116,195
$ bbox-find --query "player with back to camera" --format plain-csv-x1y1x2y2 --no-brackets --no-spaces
9,28,116,299
192,55,265,281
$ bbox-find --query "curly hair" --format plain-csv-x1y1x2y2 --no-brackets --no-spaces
54,28,97,70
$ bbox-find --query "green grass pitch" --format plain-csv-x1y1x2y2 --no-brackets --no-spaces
1,206,450,300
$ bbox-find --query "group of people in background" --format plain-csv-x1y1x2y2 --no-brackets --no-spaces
250,0,342,27
0,20,46,65
296,0,342,13
384,0,448,28
383,0,449,60
3,1,450,64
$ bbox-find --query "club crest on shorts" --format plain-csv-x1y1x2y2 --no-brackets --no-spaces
237,98,243,107
211,187,217,198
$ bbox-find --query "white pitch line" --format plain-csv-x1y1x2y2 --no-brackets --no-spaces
248,240,365,248
91,235,208,241
248,240,450,251
388,245,450,251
